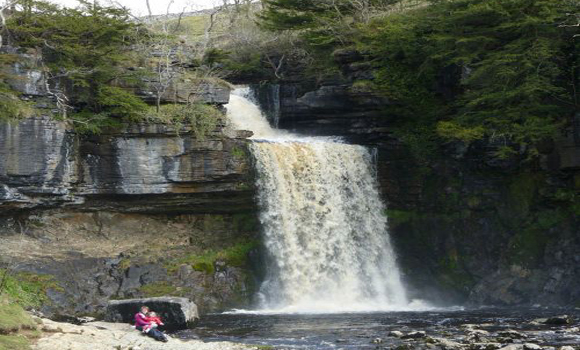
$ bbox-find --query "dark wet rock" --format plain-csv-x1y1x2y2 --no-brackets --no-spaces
105,297,198,330
468,343,501,350
498,330,527,339
402,331,427,339
544,315,573,325
395,345,414,350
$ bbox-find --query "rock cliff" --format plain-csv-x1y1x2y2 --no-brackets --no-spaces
0,115,261,317
0,47,262,318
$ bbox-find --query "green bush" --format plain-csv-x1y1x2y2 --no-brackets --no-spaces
143,103,220,139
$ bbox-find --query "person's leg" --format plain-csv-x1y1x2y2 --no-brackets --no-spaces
148,328,167,342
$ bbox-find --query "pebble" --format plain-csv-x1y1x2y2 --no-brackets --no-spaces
498,330,527,339
401,331,427,339
389,331,404,338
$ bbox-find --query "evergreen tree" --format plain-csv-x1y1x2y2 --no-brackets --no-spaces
8,0,147,127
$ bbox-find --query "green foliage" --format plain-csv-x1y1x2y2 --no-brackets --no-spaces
0,269,62,309
437,121,484,143
8,0,148,125
139,281,179,298
0,85,34,121
143,103,220,139
166,240,259,275
358,0,578,157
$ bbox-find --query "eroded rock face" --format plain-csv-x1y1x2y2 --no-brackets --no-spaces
252,60,580,307
0,117,255,213
0,211,261,318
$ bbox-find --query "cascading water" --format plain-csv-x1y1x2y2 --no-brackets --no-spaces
226,87,409,313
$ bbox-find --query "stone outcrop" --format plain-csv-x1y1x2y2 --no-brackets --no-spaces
105,297,199,330
34,318,254,350
0,45,262,319
0,117,255,213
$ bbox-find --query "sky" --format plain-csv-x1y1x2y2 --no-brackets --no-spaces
48,0,220,16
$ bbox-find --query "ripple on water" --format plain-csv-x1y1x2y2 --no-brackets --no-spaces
174,308,580,350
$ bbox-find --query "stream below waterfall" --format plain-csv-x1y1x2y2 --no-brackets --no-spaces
174,308,580,349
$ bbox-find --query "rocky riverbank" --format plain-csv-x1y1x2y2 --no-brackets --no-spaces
33,318,256,350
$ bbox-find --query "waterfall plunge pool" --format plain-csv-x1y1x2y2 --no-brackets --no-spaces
173,308,580,349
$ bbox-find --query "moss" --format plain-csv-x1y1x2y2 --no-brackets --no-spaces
221,241,258,267
139,281,179,298
385,209,418,225
232,213,259,232
0,83,35,122
165,240,259,275
536,209,566,230
117,258,132,271
437,252,475,292
507,227,549,267
350,80,374,93
231,146,246,160
503,172,542,228
0,335,30,350
0,270,62,309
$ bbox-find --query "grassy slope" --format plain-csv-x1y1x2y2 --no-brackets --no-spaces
0,296,38,350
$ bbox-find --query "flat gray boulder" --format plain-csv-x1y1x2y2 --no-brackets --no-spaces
105,297,199,330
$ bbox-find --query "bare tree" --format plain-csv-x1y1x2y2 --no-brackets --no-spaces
0,0,17,49
145,0,152,18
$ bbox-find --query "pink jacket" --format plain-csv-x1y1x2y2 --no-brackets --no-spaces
134,312,150,327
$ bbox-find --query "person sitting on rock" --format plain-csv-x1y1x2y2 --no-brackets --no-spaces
143,311,164,333
134,306,168,342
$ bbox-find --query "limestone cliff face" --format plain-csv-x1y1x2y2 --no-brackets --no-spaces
0,117,255,213
251,61,580,307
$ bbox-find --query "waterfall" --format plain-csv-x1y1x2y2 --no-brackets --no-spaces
226,88,409,313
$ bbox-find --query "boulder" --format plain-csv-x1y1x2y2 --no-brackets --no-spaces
497,330,526,339
435,338,465,350
389,330,404,338
105,297,199,330
499,345,524,350
543,315,573,325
